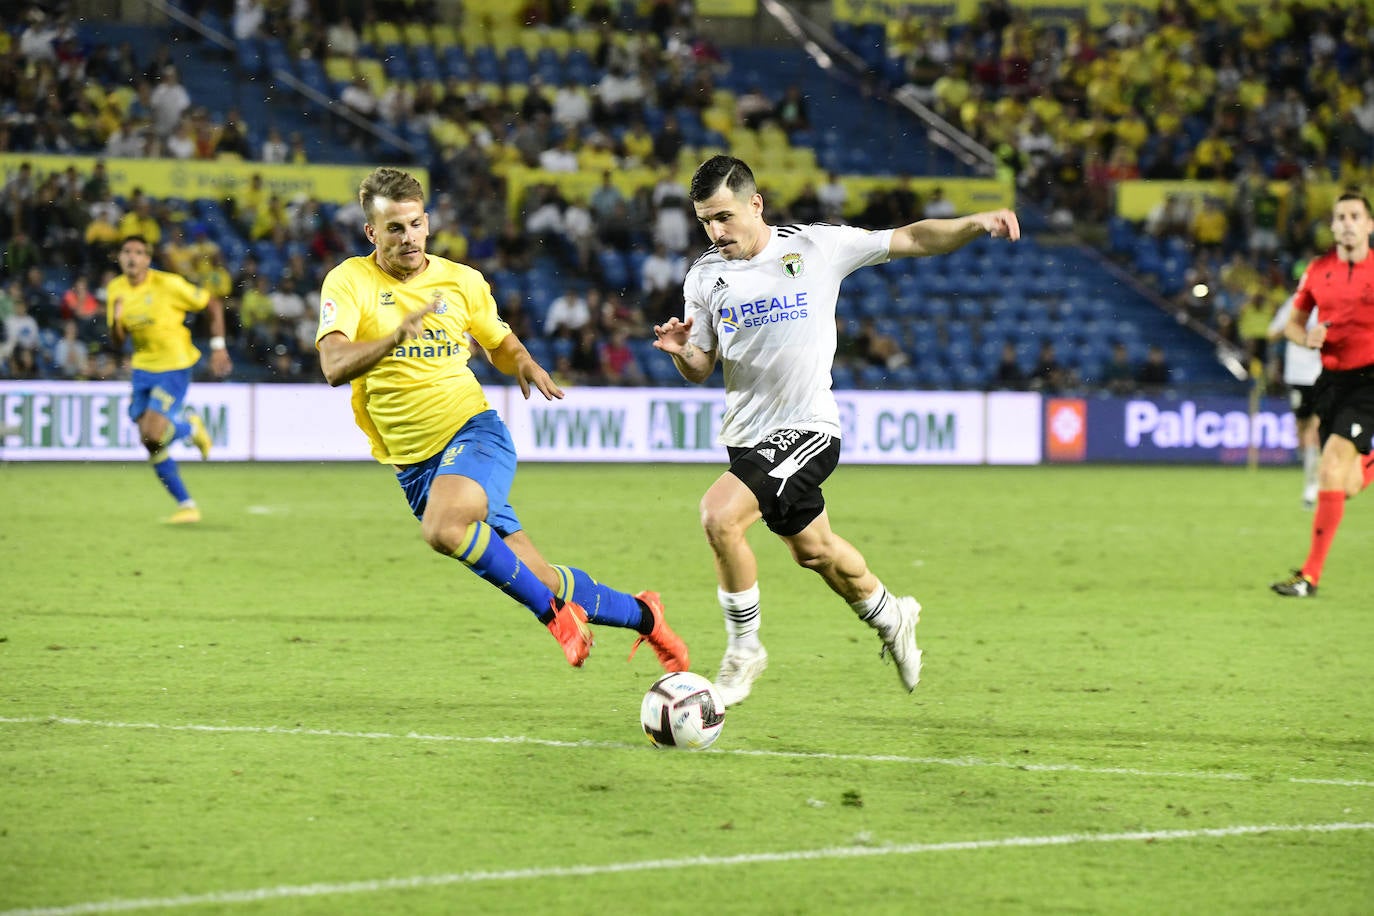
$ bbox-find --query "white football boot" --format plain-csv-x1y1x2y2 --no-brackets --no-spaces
879,596,922,692
713,644,768,707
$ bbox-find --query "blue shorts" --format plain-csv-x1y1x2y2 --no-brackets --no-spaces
396,410,523,536
128,368,192,422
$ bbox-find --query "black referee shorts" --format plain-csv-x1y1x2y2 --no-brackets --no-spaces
1313,364,1374,453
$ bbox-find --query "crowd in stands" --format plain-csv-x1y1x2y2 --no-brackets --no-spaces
8,0,1368,392
878,0,1374,390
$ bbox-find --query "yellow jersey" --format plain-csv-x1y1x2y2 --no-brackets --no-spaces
316,254,512,466
105,268,211,372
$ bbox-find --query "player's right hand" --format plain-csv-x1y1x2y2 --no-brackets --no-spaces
395,295,440,343
652,316,694,353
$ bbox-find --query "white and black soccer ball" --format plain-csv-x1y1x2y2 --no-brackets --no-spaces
640,671,725,750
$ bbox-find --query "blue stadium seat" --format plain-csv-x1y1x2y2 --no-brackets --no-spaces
916,362,953,390
236,37,264,77
858,365,888,389
884,364,915,389
645,356,683,385
598,250,630,289
503,48,531,83
412,46,442,82
952,363,985,390
443,47,471,80
473,46,502,82
830,365,855,390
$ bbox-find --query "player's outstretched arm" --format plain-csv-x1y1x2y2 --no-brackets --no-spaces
318,299,436,386
205,297,233,378
653,316,716,384
888,208,1021,259
487,331,564,400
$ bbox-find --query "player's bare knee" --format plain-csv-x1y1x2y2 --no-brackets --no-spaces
699,501,733,540
792,546,831,573
423,516,478,555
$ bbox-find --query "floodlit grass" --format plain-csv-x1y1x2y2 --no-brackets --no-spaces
2,461,1372,914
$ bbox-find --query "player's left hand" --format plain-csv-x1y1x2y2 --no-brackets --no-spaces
515,357,564,401
975,209,1021,241
210,348,233,378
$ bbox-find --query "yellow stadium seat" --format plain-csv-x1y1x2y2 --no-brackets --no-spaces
569,28,600,54
543,28,572,54
758,124,789,151
730,128,761,158
488,25,521,51
357,58,387,89
514,28,541,55
702,107,734,139
402,22,431,48
430,23,460,50
783,146,818,171
372,21,402,47
324,56,354,83
459,19,488,46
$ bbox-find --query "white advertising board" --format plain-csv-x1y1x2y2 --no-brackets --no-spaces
0,381,252,461
0,382,1044,465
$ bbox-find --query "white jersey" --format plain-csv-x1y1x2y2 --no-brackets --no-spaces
1268,295,1322,386
684,223,894,447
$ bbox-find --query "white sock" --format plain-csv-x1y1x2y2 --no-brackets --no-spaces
719,584,762,650
178,499,197,508
1303,445,1320,489
851,582,897,632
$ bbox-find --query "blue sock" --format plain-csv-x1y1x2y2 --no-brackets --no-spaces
151,453,191,503
453,521,556,622
550,565,648,631
172,416,192,442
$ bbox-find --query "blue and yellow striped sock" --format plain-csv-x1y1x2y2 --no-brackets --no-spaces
452,521,556,622
550,565,649,632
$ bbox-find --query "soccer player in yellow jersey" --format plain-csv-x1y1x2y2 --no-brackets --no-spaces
315,167,688,671
107,235,232,524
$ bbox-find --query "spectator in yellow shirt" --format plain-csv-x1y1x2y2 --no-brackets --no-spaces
1190,196,1229,253
117,194,162,247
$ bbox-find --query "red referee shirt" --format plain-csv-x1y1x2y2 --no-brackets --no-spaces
1292,249,1374,370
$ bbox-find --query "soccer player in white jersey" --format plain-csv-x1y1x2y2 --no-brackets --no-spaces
653,155,1019,705
1267,295,1323,508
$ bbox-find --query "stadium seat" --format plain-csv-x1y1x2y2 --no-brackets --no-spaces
858,365,888,389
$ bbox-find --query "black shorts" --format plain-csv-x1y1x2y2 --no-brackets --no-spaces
727,429,841,536
1289,383,1318,420
1312,365,1374,453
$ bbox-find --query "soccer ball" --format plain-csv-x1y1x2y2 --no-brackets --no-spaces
640,671,726,750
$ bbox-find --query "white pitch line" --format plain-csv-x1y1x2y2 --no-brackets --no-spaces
3,822,1372,916
3,715,1373,789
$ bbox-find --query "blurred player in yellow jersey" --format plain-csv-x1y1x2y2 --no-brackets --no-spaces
107,235,232,524
315,167,688,671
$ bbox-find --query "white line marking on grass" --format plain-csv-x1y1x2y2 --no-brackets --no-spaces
4,822,1372,916
3,715,1372,789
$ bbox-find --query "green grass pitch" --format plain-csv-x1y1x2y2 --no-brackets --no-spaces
2,461,1372,914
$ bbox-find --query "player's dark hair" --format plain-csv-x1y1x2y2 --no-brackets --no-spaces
689,155,756,203
359,167,425,223
1337,190,1373,217
119,235,149,250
